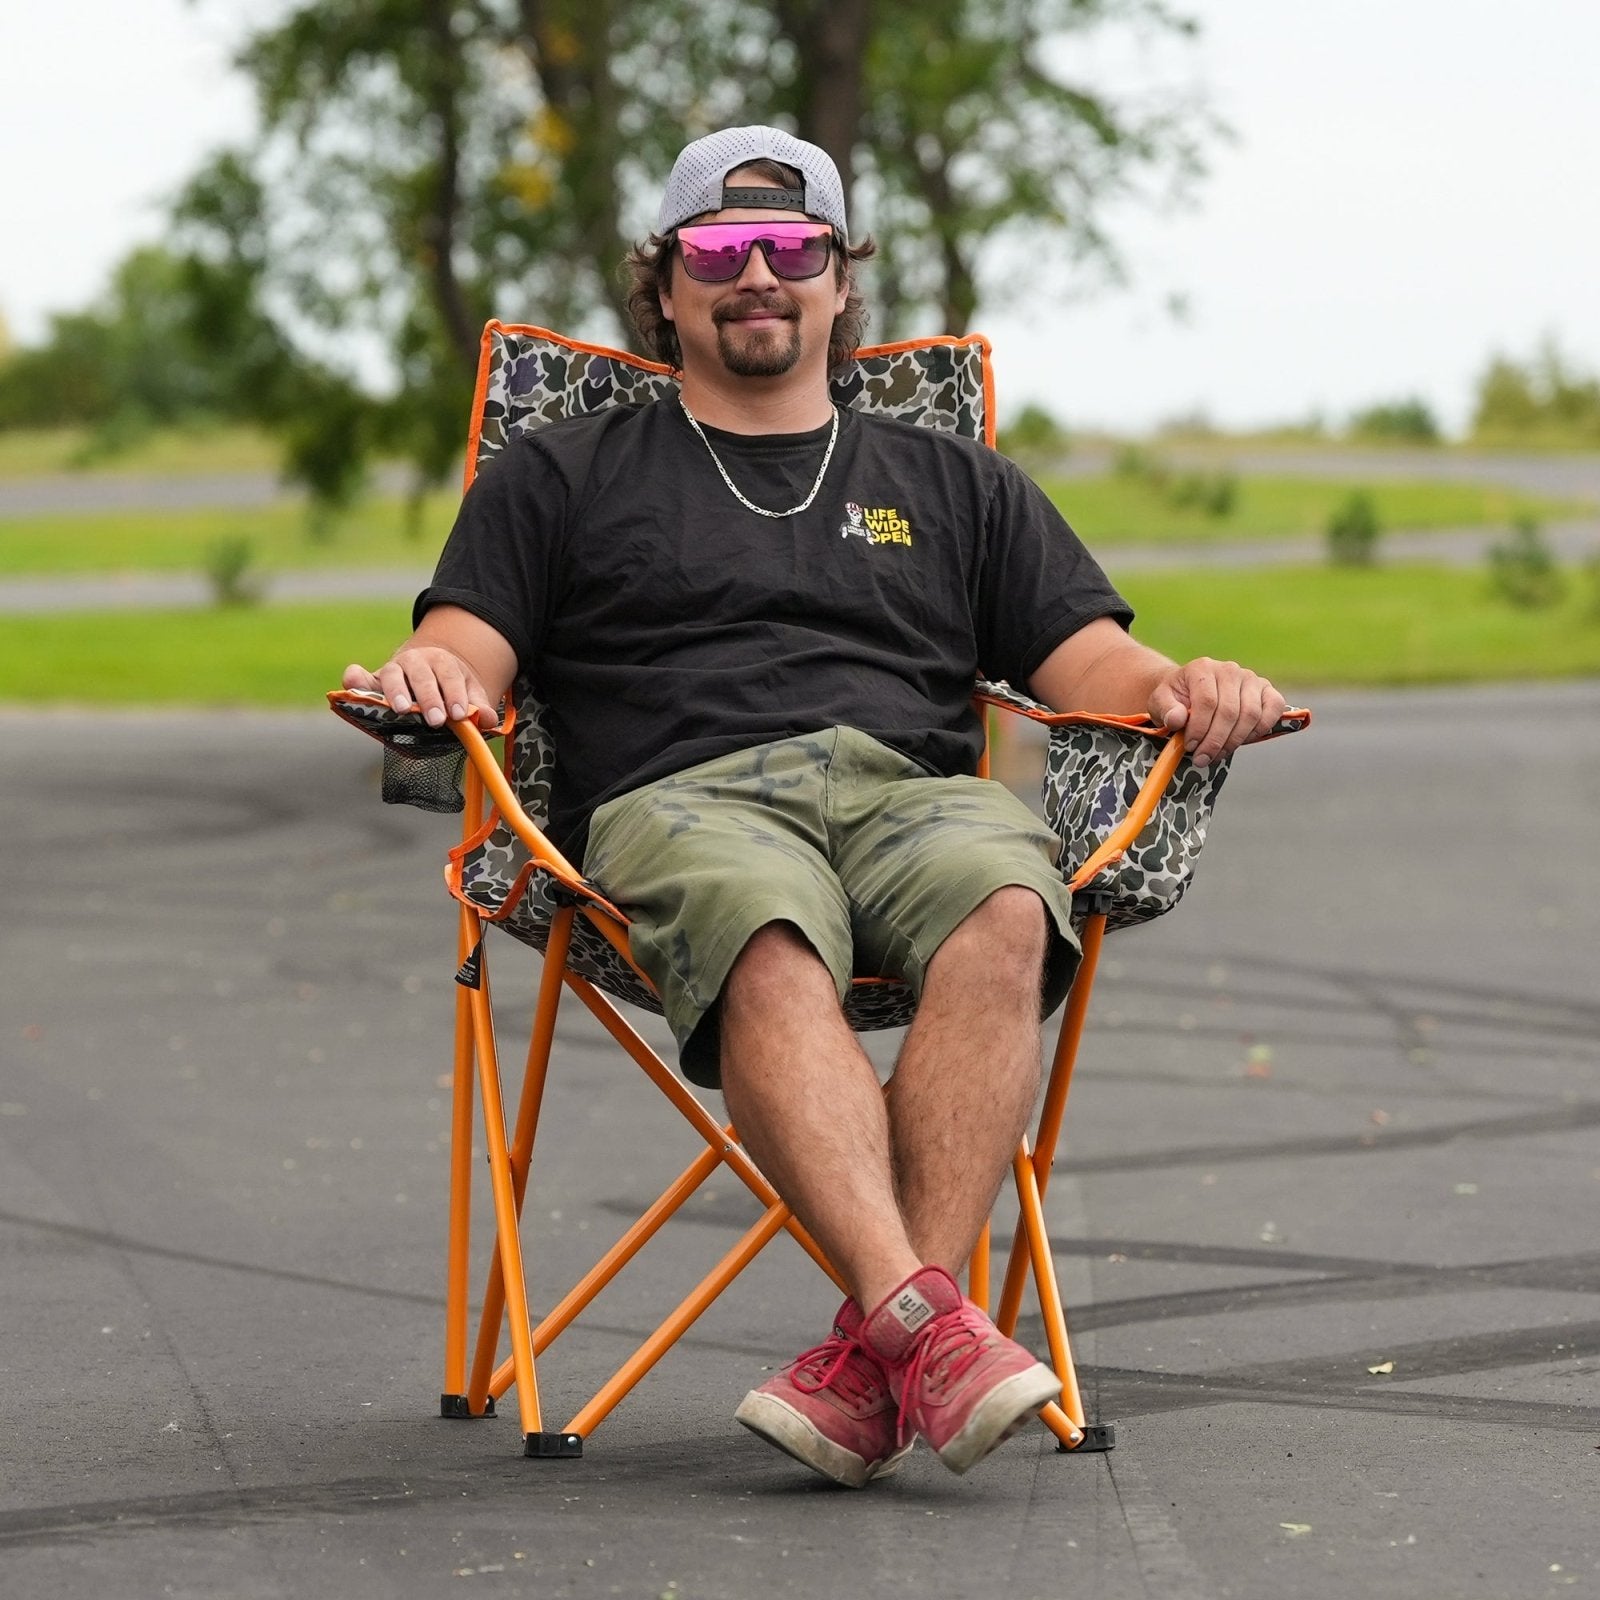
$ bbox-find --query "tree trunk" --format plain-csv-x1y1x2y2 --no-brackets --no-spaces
420,0,482,376
915,146,976,334
774,0,873,220
516,0,633,339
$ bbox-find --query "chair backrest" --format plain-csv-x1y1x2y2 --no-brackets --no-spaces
434,325,1000,1016
463,322,995,492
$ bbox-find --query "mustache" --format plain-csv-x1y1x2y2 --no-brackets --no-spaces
713,294,800,326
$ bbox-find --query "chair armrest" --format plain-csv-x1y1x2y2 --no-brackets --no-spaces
328,687,634,962
448,719,637,968
973,678,1312,926
975,678,1312,744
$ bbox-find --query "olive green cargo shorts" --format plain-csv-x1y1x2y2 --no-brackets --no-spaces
581,727,1082,1089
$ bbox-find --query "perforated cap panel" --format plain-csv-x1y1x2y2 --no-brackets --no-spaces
658,125,849,240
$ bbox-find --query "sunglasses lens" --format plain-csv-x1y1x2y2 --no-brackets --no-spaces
678,235,749,282
677,224,834,282
763,229,833,279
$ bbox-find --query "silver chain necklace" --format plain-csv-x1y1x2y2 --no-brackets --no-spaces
679,394,839,519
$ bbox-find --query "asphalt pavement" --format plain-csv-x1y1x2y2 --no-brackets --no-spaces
2,685,1598,1599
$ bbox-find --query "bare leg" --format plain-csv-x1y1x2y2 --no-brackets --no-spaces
719,923,922,1311
888,887,1048,1274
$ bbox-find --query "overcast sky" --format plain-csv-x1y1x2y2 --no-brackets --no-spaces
2,0,1595,435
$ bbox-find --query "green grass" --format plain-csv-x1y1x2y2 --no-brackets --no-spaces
1041,474,1583,546
0,424,289,478
0,472,1582,579
1121,563,1600,687
4,568,1598,709
0,495,460,576
0,603,410,707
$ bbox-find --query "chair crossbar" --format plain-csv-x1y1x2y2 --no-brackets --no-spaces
428,683,1234,1462
436,707,1149,1459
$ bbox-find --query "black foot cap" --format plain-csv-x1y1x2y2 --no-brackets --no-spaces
1058,1422,1116,1453
440,1393,496,1419
524,1432,583,1459
521,1433,585,1459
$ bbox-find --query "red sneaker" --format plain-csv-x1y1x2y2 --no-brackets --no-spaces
862,1267,1061,1475
735,1300,911,1488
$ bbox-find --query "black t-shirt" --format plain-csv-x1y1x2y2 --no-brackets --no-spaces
417,396,1131,852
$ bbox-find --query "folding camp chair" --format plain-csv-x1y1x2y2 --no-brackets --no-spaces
331,321,1309,1461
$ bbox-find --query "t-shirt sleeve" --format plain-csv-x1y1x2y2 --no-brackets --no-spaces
973,458,1134,688
412,440,565,670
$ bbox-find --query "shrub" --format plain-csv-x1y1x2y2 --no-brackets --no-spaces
1487,516,1565,608
1349,397,1441,444
1326,491,1380,567
1112,443,1167,487
206,536,263,607
1582,549,1600,622
1471,338,1600,445
1168,469,1238,517
996,402,1069,463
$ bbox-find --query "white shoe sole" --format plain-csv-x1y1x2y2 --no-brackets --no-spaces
735,1391,912,1489
930,1362,1062,1475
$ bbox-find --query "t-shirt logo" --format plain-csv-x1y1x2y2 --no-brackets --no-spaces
839,501,914,547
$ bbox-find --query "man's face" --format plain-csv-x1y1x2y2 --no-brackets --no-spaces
660,171,848,382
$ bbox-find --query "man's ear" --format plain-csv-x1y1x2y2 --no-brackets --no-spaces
658,285,675,324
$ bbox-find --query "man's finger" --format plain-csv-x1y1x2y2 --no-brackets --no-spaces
341,662,381,693
1179,661,1222,765
1147,678,1189,731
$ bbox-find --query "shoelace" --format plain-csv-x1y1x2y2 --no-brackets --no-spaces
790,1328,883,1405
893,1306,990,1445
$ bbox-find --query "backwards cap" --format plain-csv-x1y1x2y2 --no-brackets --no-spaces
657,125,849,242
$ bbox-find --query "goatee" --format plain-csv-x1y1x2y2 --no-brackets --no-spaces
714,297,804,377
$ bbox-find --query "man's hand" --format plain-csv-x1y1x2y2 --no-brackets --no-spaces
342,606,518,732
342,647,503,730
1147,658,1286,768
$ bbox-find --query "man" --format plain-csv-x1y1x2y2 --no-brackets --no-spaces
345,125,1286,1487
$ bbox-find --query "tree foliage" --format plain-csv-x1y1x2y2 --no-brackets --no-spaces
2,0,1216,512
1471,338,1600,446
1347,396,1440,445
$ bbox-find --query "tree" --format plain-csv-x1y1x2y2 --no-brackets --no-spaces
860,0,1213,334
165,0,1214,508
0,240,296,439
1472,337,1600,445
1348,396,1440,445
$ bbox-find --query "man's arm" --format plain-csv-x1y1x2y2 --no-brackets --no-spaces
342,604,518,731
1027,617,1286,768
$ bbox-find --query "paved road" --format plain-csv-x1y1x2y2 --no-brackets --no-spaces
0,566,436,614
2,686,1597,1598
0,463,416,518
4,524,1598,615
3,450,1598,517
4,450,1595,615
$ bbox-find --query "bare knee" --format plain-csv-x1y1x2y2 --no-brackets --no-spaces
931,887,1048,990
723,920,838,1014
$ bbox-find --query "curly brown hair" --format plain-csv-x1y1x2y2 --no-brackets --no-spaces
623,158,876,375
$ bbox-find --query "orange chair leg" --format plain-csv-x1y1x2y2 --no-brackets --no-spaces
969,1223,990,1312
467,908,574,1412
441,908,484,1416
1013,1146,1085,1449
997,911,1107,1338
462,957,556,1451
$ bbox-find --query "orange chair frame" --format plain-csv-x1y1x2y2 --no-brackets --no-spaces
432,711,1187,1458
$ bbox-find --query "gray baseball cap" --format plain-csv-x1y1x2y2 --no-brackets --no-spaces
657,125,849,242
